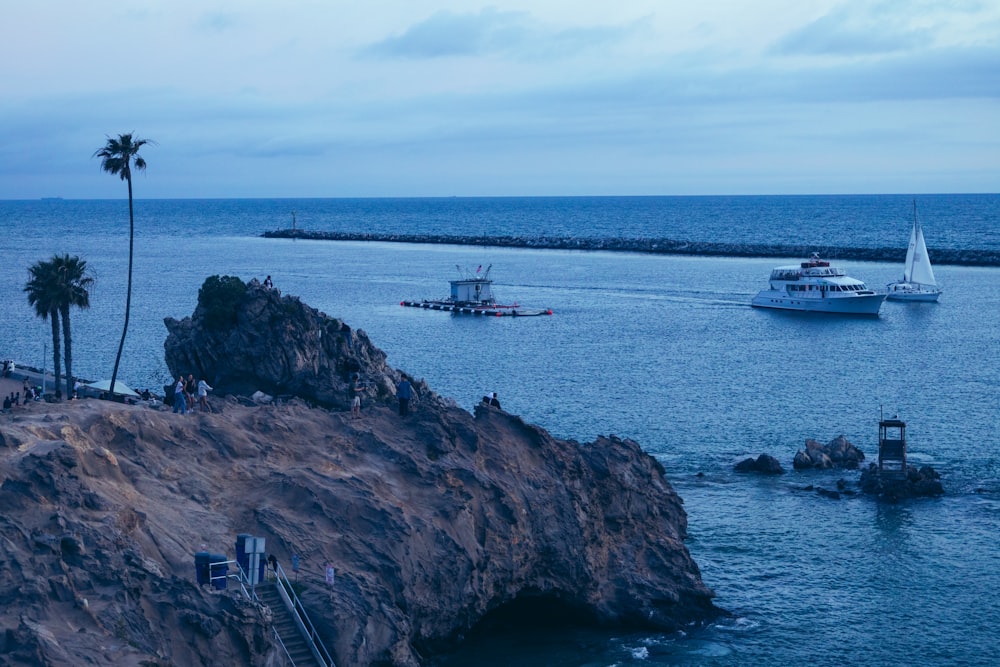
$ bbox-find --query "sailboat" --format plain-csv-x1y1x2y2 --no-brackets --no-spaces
886,201,942,302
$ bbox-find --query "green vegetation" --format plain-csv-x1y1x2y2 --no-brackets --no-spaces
197,275,248,330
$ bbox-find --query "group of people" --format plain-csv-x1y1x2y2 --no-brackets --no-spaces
172,374,213,414
351,376,499,418
2,381,42,410
346,374,414,418
481,392,501,409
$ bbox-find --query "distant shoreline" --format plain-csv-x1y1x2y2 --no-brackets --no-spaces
262,229,1000,267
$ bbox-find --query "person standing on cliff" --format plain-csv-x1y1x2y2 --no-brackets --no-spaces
173,376,187,414
396,377,412,416
197,377,213,412
185,374,197,411
263,275,273,289
350,373,363,418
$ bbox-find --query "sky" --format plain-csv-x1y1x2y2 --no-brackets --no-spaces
1,0,998,198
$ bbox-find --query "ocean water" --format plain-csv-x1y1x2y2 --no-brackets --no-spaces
1,195,999,666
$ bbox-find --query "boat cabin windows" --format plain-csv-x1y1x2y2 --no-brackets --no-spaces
801,267,845,277
785,283,867,292
770,269,801,281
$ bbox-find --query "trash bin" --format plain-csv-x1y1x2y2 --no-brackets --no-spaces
195,551,211,586
209,554,228,590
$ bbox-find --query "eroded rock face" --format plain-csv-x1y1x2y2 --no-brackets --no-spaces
0,420,276,666
164,280,433,411
1,283,720,666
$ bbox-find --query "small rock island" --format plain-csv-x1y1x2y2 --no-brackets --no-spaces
0,278,719,666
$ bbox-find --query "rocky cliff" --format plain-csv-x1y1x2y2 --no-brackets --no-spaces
0,280,718,666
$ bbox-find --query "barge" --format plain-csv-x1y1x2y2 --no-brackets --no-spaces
400,265,552,317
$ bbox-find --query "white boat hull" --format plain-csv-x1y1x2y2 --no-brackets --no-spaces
885,282,941,302
752,290,886,315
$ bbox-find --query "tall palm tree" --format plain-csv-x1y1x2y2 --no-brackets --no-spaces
51,255,93,399
94,133,152,395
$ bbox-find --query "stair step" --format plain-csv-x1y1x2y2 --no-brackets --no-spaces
244,579,329,667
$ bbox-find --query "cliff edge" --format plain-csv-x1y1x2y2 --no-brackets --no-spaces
0,280,718,666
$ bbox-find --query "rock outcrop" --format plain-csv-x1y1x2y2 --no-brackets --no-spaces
734,453,785,474
793,435,865,470
859,464,944,501
0,280,719,666
164,278,430,412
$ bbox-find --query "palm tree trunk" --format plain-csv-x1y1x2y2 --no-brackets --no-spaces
109,175,134,393
61,305,73,399
50,311,62,400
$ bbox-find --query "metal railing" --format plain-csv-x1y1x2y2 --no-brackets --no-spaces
270,625,295,667
206,557,335,667
212,560,306,667
271,562,336,667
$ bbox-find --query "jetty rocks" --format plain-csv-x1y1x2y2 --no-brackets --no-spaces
859,464,944,501
0,279,719,666
262,229,1000,267
793,435,865,470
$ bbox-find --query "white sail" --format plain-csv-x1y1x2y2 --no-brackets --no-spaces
907,222,937,287
887,201,941,302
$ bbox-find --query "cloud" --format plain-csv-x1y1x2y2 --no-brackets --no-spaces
362,7,532,58
771,4,928,56
361,7,644,61
756,45,1000,102
197,12,239,33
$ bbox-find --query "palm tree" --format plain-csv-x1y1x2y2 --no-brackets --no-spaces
94,133,152,395
24,255,93,400
25,260,62,398
51,255,93,399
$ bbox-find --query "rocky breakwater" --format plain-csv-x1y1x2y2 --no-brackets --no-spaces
262,229,1000,267
0,278,719,667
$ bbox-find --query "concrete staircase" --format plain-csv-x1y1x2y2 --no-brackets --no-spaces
255,581,322,667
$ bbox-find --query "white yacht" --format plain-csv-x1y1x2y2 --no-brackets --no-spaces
752,253,886,315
